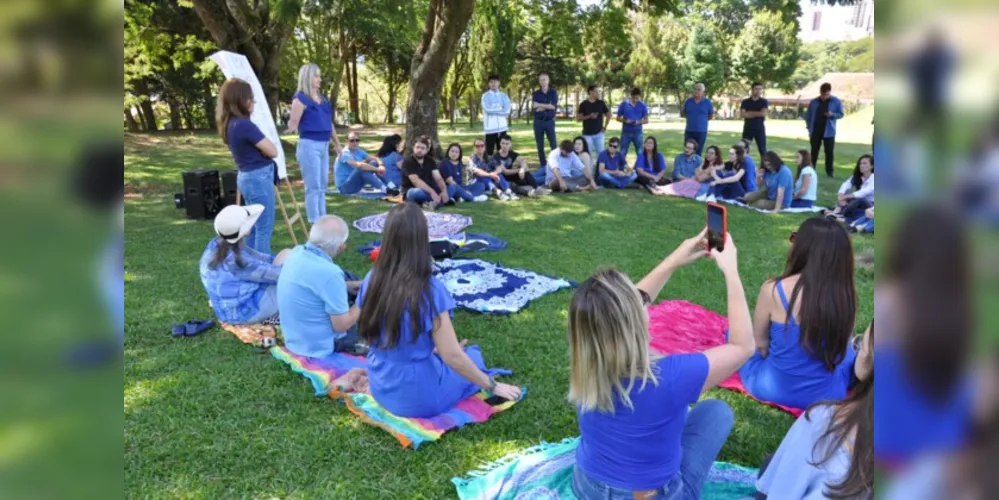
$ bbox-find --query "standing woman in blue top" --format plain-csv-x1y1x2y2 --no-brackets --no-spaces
532,73,559,167
356,203,522,418
710,144,751,201
740,217,860,410
681,83,715,156
792,150,819,208
634,136,670,194
745,151,795,213
216,78,279,254
569,229,755,500
805,83,845,178
616,87,649,158
285,63,344,224
376,134,405,189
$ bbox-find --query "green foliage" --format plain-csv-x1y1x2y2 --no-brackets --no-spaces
624,13,669,95
580,3,633,90
791,38,874,89
681,22,726,96
733,10,801,93
514,0,584,92
469,0,524,89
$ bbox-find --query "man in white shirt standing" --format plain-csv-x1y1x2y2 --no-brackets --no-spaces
481,74,512,157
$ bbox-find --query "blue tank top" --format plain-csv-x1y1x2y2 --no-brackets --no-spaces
295,91,333,142
738,280,857,409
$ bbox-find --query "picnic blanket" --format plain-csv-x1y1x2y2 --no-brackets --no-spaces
648,300,804,417
719,198,828,215
452,437,759,500
357,233,509,257
353,211,473,239
434,258,575,315
270,346,523,449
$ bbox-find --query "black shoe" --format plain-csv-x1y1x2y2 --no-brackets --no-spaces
827,172,835,179
386,188,400,197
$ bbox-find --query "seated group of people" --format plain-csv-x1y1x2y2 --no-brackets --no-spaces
199,200,880,498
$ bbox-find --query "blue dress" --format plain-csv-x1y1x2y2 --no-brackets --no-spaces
357,273,487,418
738,280,857,409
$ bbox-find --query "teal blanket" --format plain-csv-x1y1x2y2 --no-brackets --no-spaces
453,438,759,500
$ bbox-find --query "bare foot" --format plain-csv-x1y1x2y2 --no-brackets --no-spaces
334,368,369,393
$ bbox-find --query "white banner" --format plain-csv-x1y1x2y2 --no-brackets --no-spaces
209,51,288,179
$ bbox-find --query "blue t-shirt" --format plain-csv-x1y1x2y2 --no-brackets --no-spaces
295,91,333,142
277,244,350,359
596,150,628,171
765,165,795,208
439,158,465,185
576,353,709,490
334,148,371,188
636,152,667,175
226,118,272,172
617,100,649,133
744,155,758,192
673,153,702,181
379,151,404,187
532,88,558,120
795,166,819,202
683,98,714,132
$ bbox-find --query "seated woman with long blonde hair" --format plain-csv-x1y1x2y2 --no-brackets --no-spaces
568,229,755,499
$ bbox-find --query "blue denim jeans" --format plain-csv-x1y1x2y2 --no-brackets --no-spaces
584,132,606,159
447,183,479,202
296,138,329,223
473,175,510,193
684,131,707,156
571,400,735,500
597,171,637,189
237,164,276,255
104,238,124,345
713,181,747,201
338,167,386,195
405,188,436,204
534,119,557,166
852,216,875,232
790,199,815,208
621,130,643,158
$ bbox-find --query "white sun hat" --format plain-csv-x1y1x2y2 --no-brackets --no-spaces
213,204,264,244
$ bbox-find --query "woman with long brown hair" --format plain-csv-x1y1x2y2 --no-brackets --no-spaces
216,78,279,254
756,323,874,499
356,203,521,418
739,217,861,409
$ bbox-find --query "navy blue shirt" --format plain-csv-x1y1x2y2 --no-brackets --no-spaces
295,91,333,142
740,97,769,128
617,100,649,133
225,118,272,172
532,88,558,120
439,158,466,186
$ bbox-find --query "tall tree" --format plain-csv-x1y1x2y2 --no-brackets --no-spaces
681,22,726,96
469,0,522,88
580,4,632,93
404,0,476,152
189,0,302,116
366,1,420,124
733,10,800,92
624,13,667,97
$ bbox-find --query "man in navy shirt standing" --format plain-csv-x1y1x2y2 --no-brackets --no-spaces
532,72,559,167
740,82,769,157
681,83,714,156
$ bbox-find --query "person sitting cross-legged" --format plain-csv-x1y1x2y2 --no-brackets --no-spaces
200,204,292,326
672,138,703,183
402,135,451,209
277,215,364,359
375,134,406,191
333,131,396,195
744,151,795,213
669,145,721,200
569,229,754,500
634,136,671,194
547,139,597,193
827,154,875,223
491,134,550,197
595,137,638,189
468,137,518,200
357,203,523,418
710,144,752,201
439,142,489,203
739,217,863,410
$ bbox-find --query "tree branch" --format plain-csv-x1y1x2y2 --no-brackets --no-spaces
224,0,261,36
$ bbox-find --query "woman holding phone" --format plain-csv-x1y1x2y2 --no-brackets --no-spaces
568,228,755,499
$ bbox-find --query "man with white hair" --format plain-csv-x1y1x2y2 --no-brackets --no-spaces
680,83,714,156
277,215,364,357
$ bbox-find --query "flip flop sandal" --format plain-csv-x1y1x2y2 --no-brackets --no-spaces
171,324,187,338
184,319,216,336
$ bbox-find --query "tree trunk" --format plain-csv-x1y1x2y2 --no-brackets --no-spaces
204,85,216,131
348,49,361,122
124,108,140,132
404,0,476,155
183,101,197,130
384,79,398,124
134,79,158,131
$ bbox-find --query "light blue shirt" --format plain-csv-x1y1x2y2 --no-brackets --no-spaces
481,90,512,134
744,155,758,192
546,149,586,179
334,147,373,188
756,405,851,500
199,238,281,324
672,153,702,181
765,165,795,208
795,166,819,201
277,244,350,359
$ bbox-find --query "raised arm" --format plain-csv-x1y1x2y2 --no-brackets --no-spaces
636,228,708,301
701,236,755,393
433,313,522,400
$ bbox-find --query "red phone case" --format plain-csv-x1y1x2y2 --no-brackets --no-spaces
707,202,727,250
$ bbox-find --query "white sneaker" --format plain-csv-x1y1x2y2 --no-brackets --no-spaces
535,187,552,196
472,194,488,202
456,197,464,203
499,192,511,201
706,195,717,203
695,194,708,202
527,188,537,198
506,190,520,201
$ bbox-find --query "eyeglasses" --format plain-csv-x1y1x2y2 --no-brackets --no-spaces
348,139,359,143
608,144,619,149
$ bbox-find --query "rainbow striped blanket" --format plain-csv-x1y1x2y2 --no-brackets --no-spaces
270,346,522,449
453,438,759,500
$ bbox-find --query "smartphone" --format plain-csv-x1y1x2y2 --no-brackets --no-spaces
707,203,727,252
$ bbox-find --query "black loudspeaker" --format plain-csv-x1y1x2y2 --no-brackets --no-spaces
220,170,241,207
181,169,222,220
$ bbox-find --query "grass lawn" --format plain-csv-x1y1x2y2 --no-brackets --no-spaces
125,119,875,498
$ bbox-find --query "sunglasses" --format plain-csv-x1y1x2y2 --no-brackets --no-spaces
348,139,359,143
608,144,620,149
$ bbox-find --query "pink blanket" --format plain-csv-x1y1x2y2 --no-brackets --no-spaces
648,300,804,417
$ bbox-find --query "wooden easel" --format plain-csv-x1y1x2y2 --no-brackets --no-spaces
237,178,309,245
